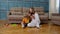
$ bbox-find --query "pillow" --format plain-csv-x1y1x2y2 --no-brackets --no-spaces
10,7,23,15
34,7,44,15
36,11,44,15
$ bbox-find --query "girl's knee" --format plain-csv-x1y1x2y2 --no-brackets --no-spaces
27,24,30,27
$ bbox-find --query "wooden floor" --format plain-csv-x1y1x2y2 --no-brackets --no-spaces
0,20,60,34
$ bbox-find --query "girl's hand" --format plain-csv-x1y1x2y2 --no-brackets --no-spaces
31,16,35,19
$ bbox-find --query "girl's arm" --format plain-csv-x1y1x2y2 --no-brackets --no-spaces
30,15,35,19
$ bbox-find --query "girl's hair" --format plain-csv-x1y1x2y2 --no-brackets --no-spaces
29,7,35,15
30,7,34,11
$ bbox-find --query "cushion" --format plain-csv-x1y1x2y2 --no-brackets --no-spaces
23,7,29,15
10,7,23,15
52,16,60,21
34,7,44,15
40,15,48,20
52,21,60,25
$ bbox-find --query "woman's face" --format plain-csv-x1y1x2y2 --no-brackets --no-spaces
29,8,33,13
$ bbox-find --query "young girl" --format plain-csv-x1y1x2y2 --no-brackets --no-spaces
27,7,40,28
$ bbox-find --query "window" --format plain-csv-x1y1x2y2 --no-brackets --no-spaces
56,0,59,13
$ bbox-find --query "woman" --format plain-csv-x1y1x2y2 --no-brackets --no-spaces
27,7,40,28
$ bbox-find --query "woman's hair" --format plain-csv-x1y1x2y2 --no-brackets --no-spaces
29,7,35,15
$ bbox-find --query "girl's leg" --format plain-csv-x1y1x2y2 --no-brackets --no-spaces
21,22,28,28
27,20,36,27
21,22,24,28
36,21,40,29
27,23,35,27
28,20,40,28
36,22,40,28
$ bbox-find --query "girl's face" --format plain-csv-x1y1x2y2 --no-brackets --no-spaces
29,8,33,13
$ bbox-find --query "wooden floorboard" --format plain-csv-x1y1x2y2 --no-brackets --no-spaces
0,20,60,34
